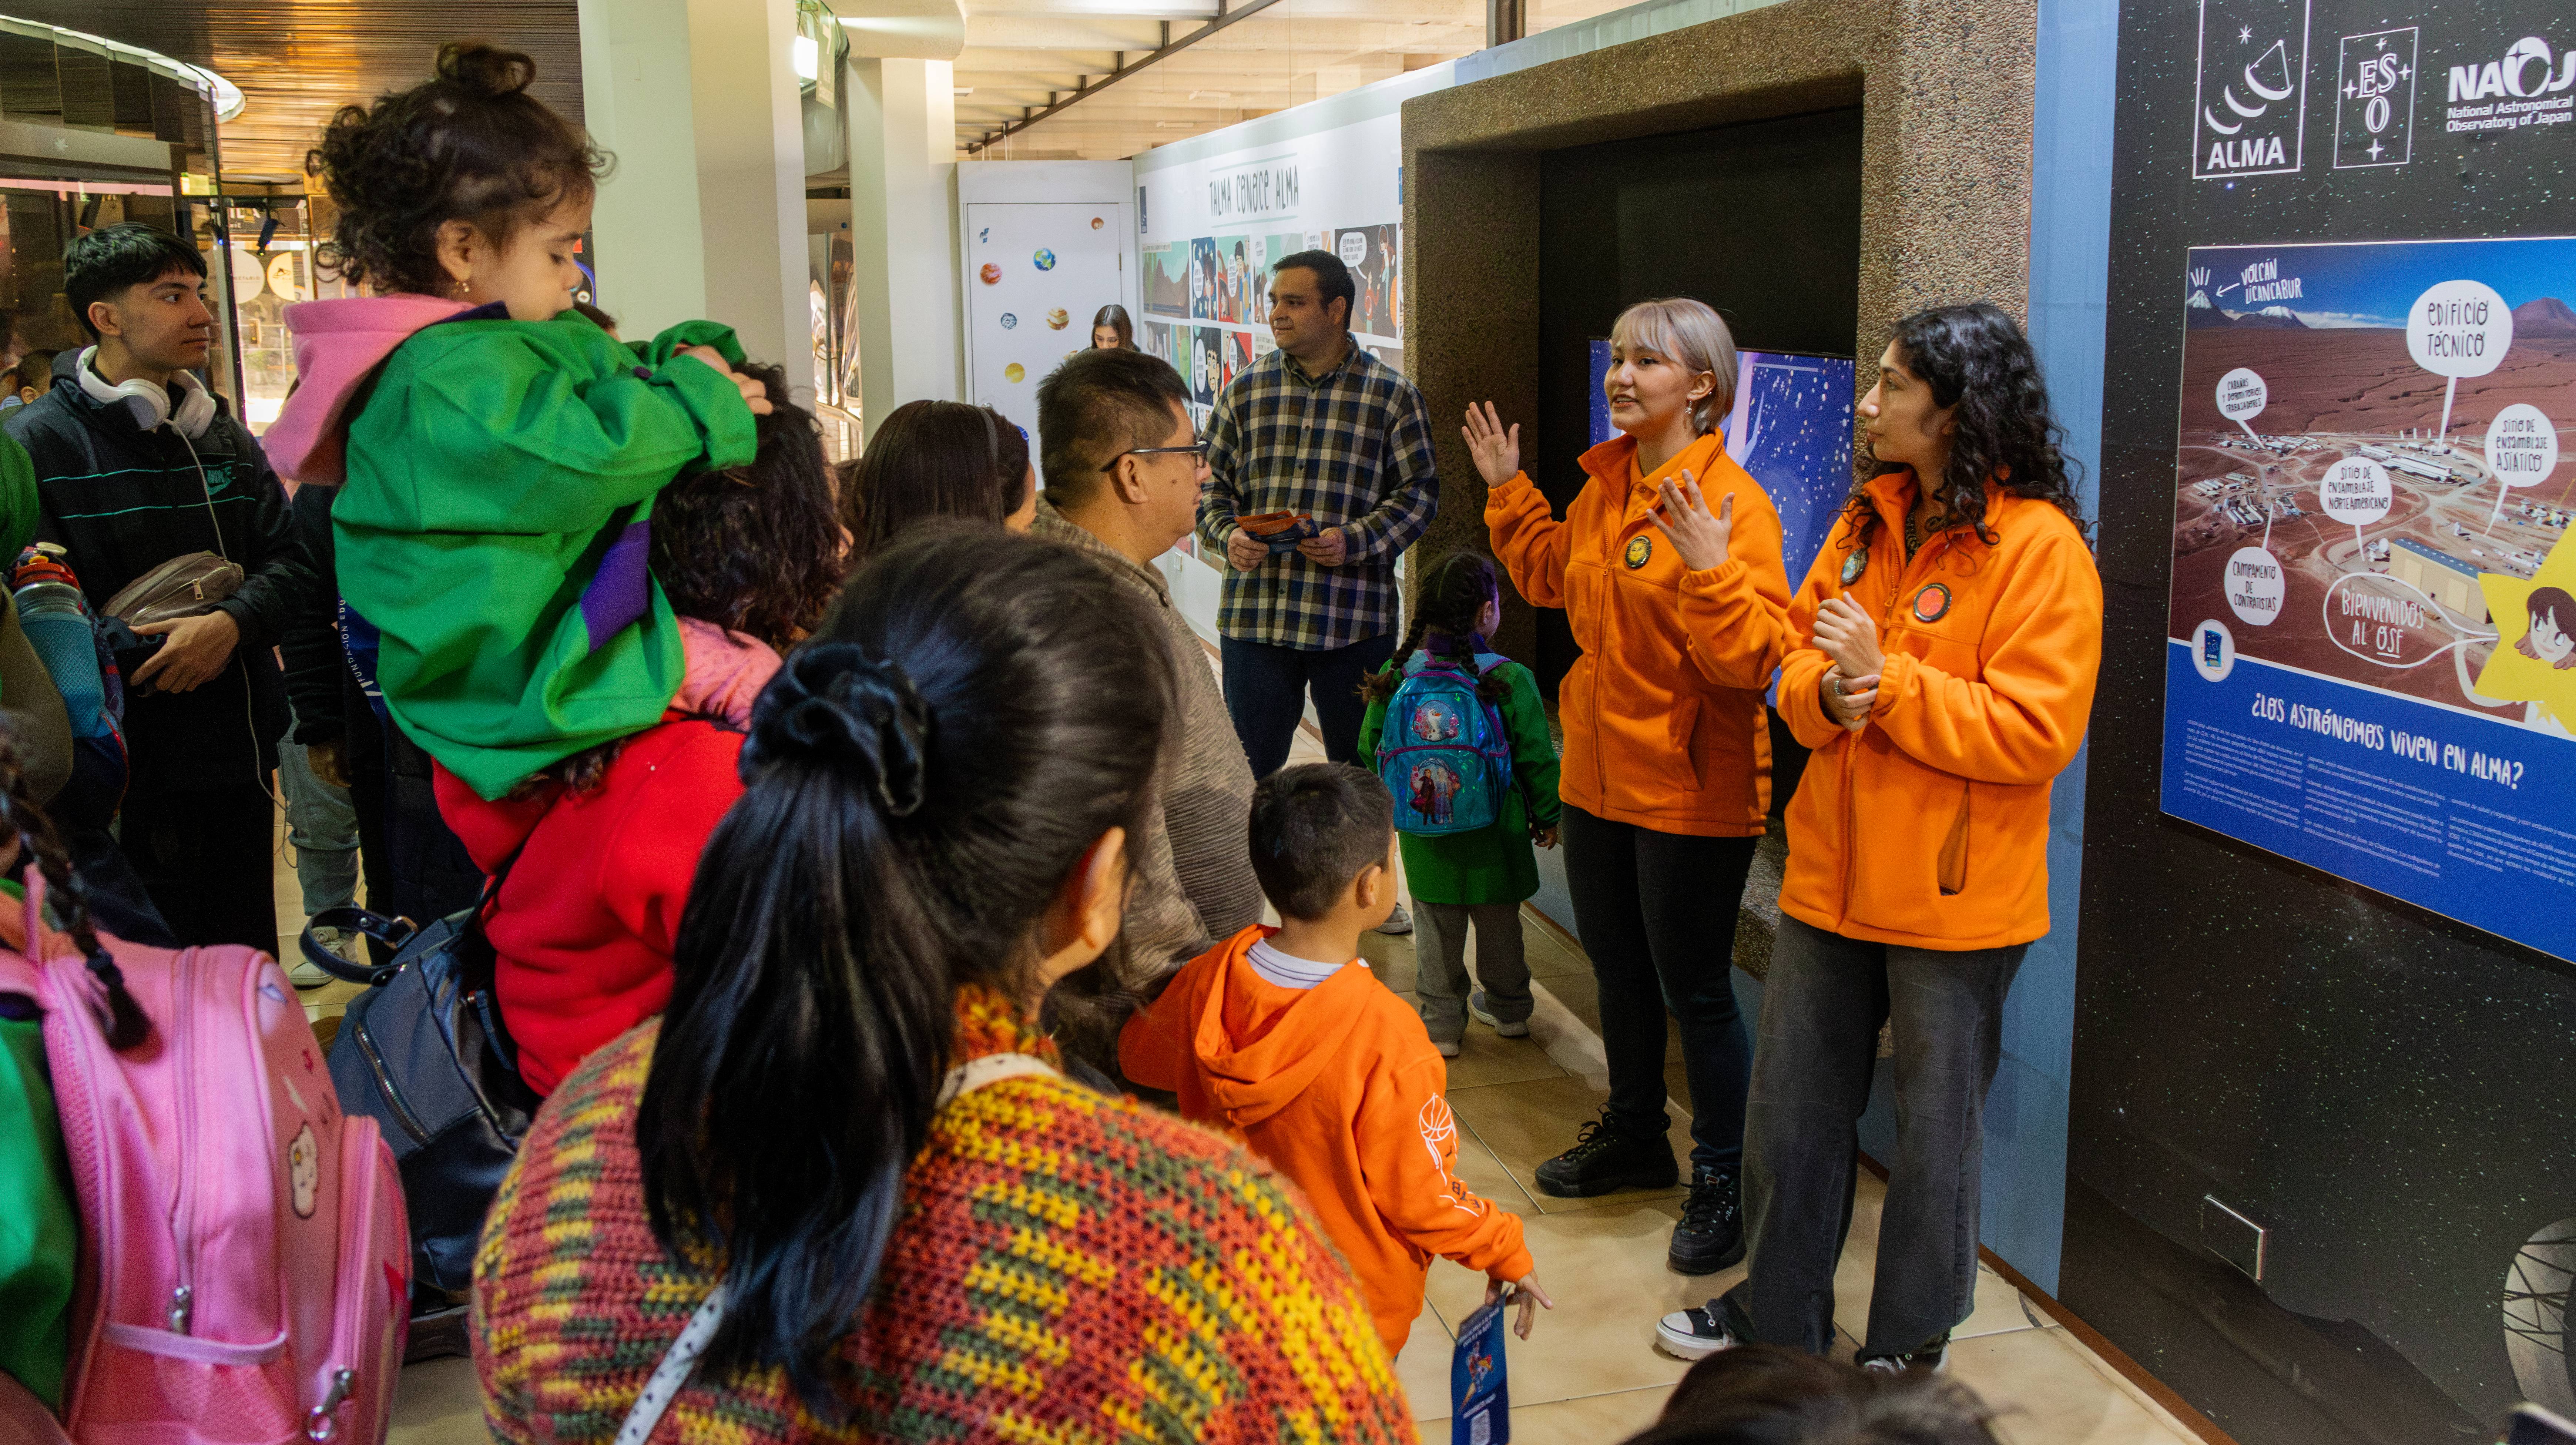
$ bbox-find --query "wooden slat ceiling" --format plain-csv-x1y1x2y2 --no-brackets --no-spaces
0,1,580,184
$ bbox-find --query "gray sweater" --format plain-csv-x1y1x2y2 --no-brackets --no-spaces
1033,500,1263,977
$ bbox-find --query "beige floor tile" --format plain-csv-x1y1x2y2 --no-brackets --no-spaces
386,1354,482,1445
1948,1329,2200,1445
1519,914,1591,980
1830,1171,2038,1346
1419,1199,1707,1407
1448,1107,1540,1217
1361,929,1419,995
2047,1326,2207,1440
1394,1296,1456,1422
1442,1026,1571,1091
1490,1384,1675,1445
1446,1074,1689,1214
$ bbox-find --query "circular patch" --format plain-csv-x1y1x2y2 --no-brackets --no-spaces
1045,308,1070,331
1003,362,1026,383
1033,248,1058,271
999,312,1018,330
1910,581,1953,623
1624,534,1653,569
1839,546,1868,587
979,262,1001,285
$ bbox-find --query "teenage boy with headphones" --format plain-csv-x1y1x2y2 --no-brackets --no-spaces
6,223,316,952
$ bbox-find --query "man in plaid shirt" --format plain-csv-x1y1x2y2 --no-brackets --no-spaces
1197,248,1439,788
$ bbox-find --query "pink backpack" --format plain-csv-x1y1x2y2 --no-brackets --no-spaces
0,873,409,1444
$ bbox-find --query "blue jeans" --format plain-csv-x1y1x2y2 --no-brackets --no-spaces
279,735,359,917
1218,632,1395,779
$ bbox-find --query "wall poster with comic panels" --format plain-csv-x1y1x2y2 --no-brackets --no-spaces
2161,234,2576,962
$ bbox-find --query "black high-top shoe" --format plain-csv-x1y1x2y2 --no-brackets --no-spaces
1533,1110,1678,1197
1667,1164,1744,1274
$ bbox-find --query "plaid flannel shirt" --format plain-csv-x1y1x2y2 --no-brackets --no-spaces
1196,341,1439,650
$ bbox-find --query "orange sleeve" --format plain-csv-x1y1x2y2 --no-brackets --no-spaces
1776,523,1856,752
1484,472,1572,609
1358,1048,1533,1283
1675,485,1793,691
1116,967,1195,1094
1871,529,2104,785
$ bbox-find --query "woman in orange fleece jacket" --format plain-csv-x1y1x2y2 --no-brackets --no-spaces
1473,298,1791,1278
1659,303,2102,1375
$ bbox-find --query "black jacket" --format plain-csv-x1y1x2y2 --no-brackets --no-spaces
6,355,318,791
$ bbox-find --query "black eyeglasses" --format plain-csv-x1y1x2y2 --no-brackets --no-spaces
1101,442,1209,471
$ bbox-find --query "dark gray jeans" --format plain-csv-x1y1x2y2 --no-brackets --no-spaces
1415,901,1529,1042
1720,914,2025,1357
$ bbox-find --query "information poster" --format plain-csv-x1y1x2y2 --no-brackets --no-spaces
2161,235,2576,960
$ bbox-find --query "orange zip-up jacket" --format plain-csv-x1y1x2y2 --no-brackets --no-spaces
1485,430,1794,836
1120,926,1533,1355
1776,469,2102,950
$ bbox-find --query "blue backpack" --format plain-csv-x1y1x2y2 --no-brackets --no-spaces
1380,653,1514,837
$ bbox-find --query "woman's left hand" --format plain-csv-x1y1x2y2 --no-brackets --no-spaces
1649,471,1734,572
1811,595,1884,676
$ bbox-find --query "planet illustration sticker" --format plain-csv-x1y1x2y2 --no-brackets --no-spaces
1004,362,1026,383
1624,535,1653,569
1910,582,1953,623
980,262,1001,285
1090,216,1104,229
1045,308,1070,330
1033,248,1057,271
1840,546,1868,587
1000,312,1018,330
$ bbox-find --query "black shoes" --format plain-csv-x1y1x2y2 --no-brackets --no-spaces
1533,1111,1678,1197
1858,1332,1952,1377
1667,1164,1745,1275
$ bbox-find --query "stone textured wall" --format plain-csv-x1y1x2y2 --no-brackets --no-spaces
1400,0,2037,656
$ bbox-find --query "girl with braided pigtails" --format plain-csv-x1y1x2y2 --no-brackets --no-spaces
1356,551,1561,1058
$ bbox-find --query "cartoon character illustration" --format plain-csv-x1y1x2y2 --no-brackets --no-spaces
1409,760,1462,827
288,1123,320,1219
1409,697,1463,742
2516,586,2576,670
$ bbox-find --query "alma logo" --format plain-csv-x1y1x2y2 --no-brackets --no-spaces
2195,0,2313,180
2447,36,2576,101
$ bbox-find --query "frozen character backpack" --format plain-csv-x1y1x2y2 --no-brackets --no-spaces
0,860,409,1445
1379,654,1513,837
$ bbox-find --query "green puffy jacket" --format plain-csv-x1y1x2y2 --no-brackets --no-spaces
333,314,757,800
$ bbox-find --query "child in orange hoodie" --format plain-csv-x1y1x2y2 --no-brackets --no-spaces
1121,762,1552,1356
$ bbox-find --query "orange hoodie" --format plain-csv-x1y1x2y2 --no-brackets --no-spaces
1485,431,1793,836
1775,470,2102,950
1120,926,1533,1355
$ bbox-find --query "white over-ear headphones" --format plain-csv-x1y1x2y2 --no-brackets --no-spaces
76,346,216,439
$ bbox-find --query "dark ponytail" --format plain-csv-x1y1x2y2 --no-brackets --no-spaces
635,526,1174,1414
0,726,145,1048
1364,551,1505,704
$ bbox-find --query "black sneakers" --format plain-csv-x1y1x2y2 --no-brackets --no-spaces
1667,1164,1744,1275
1858,1333,1952,1377
1656,1298,1743,1360
1532,1111,1678,1197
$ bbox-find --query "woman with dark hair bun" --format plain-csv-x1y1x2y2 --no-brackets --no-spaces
842,399,1035,560
1658,302,2102,1376
1090,303,1133,349
474,529,1412,1443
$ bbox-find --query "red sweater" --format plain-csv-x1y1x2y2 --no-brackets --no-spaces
433,718,744,1096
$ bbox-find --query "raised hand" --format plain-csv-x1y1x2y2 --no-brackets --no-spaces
1461,401,1522,489
1649,471,1735,571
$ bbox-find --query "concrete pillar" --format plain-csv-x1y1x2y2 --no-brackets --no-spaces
577,0,816,402
846,56,962,438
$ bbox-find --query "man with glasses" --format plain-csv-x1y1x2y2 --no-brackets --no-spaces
1200,250,1437,933
1032,348,1263,998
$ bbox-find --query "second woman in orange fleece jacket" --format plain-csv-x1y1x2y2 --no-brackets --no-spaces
1660,303,2102,1377
1472,299,1791,1278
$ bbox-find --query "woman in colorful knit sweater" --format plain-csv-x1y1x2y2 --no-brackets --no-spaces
473,529,1412,1443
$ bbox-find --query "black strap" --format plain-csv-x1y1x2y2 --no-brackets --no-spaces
299,822,540,991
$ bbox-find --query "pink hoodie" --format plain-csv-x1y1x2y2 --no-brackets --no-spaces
263,295,474,484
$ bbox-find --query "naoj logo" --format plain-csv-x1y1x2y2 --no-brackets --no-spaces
2335,28,2417,167
2442,34,2575,140
2195,0,2313,179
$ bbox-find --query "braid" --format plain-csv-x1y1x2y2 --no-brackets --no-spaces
1361,613,1430,703
1406,552,1508,703
0,734,147,1047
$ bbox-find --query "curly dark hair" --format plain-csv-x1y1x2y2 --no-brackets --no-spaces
537,362,847,794
1362,551,1505,705
307,41,607,298
1845,302,2088,548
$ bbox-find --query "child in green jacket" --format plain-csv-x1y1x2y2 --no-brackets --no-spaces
1358,552,1562,1056
269,42,774,801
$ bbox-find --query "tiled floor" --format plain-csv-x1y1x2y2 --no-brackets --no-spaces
281,720,2200,1445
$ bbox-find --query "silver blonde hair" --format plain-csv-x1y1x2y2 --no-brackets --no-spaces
1610,298,1740,436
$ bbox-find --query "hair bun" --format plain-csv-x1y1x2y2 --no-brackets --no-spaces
745,643,932,816
436,41,539,97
